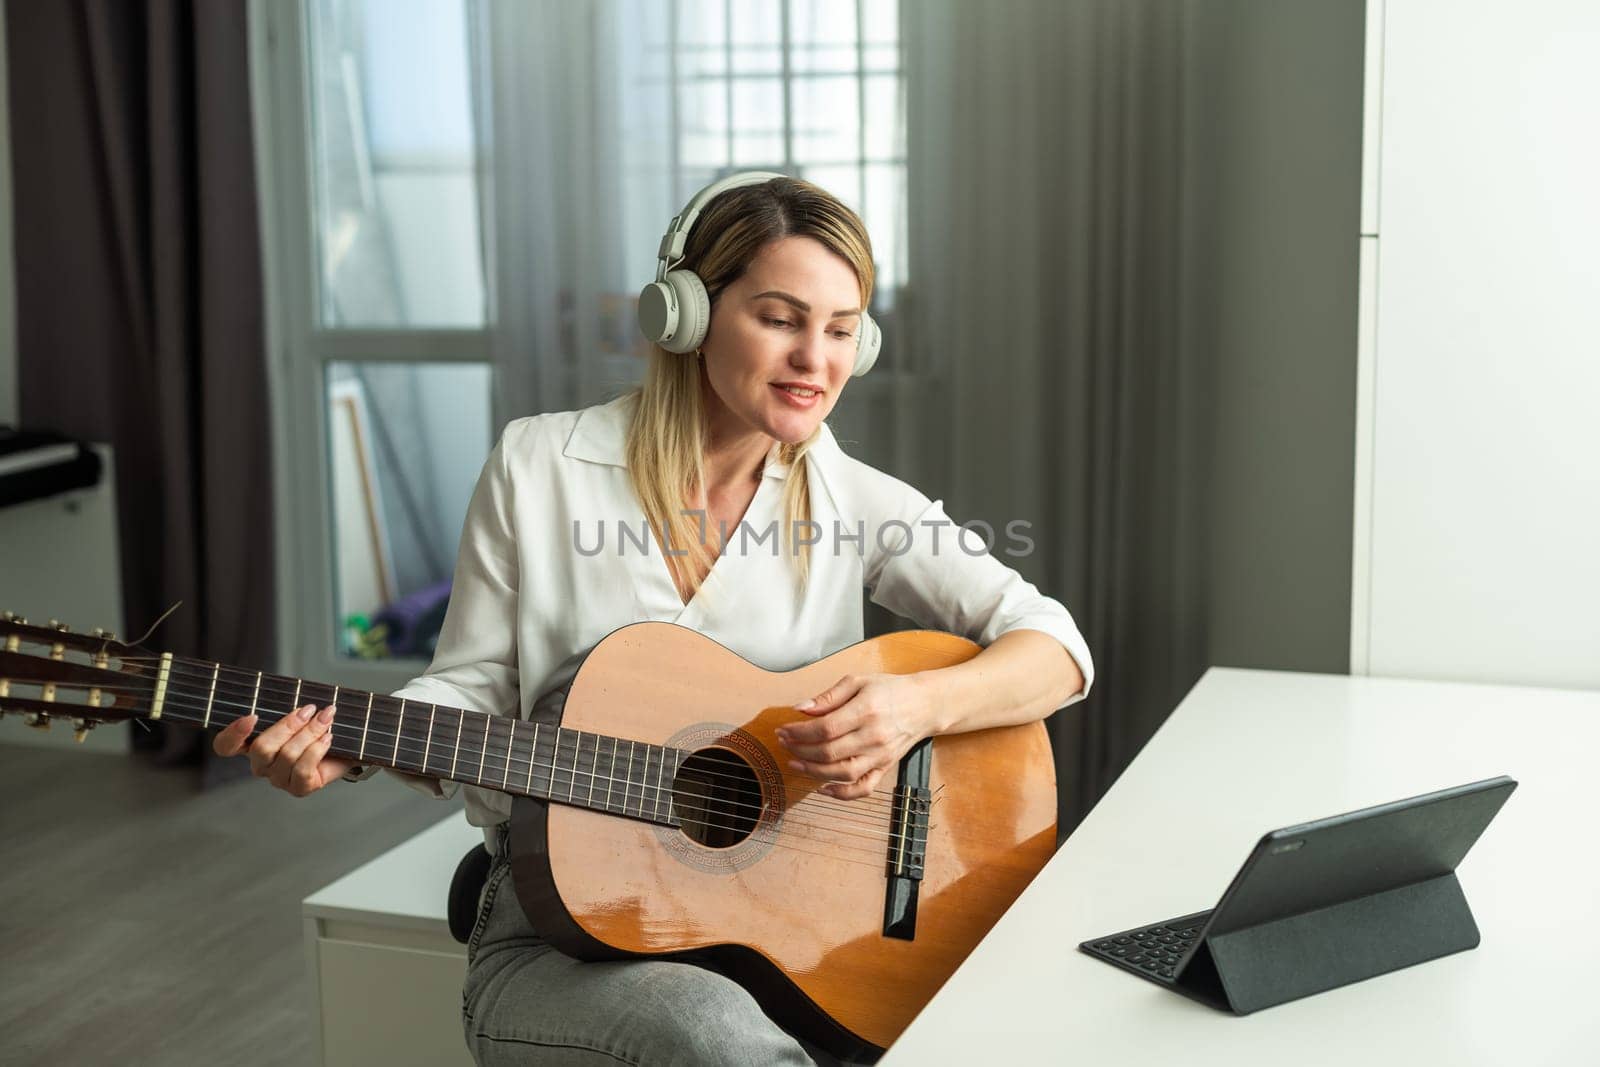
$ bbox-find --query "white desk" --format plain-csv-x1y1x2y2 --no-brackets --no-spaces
881,667,1596,1066
303,814,483,1067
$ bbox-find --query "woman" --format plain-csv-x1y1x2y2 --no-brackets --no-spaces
215,173,1093,1065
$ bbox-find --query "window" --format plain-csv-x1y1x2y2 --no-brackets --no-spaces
255,0,905,690
614,0,905,306
307,0,486,327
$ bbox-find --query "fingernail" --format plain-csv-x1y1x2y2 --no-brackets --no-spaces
299,704,315,720
787,760,804,772
794,699,815,710
316,706,335,725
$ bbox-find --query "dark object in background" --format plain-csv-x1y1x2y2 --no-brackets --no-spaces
366,580,453,659
0,428,103,507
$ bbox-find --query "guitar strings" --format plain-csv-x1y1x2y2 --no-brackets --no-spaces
142,655,916,814
116,652,915,799
123,653,911,809
6,669,930,847
5,687,917,866
5,672,941,853
122,654,917,814
15,645,941,827
145,663,925,834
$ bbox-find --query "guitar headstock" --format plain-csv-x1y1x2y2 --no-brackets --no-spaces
0,611,157,740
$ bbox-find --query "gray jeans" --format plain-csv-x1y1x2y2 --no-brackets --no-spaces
461,830,853,1065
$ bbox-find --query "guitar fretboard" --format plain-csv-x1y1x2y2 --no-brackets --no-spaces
148,656,685,825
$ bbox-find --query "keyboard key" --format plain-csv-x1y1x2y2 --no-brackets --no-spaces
1128,954,1147,964
1114,937,1131,944
1159,967,1174,977
1142,961,1159,971
1112,947,1128,957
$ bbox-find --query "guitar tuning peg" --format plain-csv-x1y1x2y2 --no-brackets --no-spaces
1,610,12,621
73,718,95,743
23,712,50,730
51,619,70,632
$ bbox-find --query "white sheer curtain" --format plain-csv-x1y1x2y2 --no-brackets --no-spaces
471,0,913,469
471,0,633,418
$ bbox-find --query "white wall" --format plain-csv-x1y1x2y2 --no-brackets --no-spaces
0,2,17,429
1354,0,1600,689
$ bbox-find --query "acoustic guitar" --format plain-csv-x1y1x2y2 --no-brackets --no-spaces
0,612,1056,1058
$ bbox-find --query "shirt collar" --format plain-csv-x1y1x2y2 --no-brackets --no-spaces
562,391,839,481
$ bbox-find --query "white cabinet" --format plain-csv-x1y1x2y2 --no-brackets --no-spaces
1352,0,1600,688
302,814,483,1067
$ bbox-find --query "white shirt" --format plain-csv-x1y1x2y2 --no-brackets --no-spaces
370,392,1094,840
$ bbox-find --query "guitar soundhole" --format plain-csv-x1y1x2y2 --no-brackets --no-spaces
673,747,762,849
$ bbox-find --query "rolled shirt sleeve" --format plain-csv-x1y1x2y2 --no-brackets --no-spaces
865,494,1094,708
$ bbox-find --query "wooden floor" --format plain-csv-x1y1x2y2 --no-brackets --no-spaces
0,744,450,1066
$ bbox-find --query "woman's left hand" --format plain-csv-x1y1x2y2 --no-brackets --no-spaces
776,673,939,799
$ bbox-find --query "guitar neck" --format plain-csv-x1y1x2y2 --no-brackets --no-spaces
146,653,683,824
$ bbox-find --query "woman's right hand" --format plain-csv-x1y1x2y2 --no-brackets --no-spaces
211,702,357,797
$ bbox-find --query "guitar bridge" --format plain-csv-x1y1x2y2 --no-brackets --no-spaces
882,739,933,940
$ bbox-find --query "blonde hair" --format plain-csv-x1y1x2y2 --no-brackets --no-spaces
624,176,875,604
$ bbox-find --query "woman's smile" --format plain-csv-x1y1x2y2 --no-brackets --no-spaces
771,382,824,408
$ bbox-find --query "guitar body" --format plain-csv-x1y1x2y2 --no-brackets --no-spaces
508,622,1057,1057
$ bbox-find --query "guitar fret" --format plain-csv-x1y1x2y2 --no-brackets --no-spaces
497,717,509,791
665,750,679,822
250,671,263,717
649,747,663,820
202,662,220,728
534,723,547,796
626,741,637,815
604,737,615,812
653,746,665,818
582,734,596,807
442,708,459,780
393,700,406,765
422,704,437,774
641,745,653,818
359,691,374,761
567,730,579,802
291,677,303,713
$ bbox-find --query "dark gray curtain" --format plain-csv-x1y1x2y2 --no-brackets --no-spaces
7,0,272,784
904,1,1213,837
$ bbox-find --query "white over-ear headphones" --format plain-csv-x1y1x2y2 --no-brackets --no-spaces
636,171,882,377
